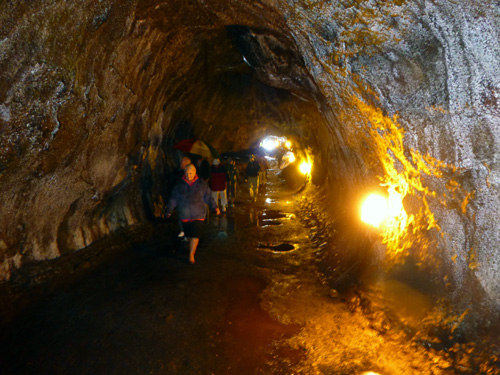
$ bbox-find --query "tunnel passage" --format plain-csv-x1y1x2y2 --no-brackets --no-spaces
1,0,500,335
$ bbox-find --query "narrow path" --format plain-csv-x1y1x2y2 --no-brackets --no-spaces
0,163,495,374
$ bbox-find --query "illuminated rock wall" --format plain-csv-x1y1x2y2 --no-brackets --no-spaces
0,1,499,310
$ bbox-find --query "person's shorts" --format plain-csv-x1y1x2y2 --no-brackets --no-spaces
182,220,204,238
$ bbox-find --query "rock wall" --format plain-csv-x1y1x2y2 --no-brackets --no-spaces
1,0,499,313
269,0,500,309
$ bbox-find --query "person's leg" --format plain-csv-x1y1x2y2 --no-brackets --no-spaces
254,176,259,200
178,219,184,237
249,176,259,200
212,190,219,206
248,178,254,199
220,189,228,211
189,238,200,264
227,182,233,204
187,220,204,264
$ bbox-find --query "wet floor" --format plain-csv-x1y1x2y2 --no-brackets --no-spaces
0,163,499,374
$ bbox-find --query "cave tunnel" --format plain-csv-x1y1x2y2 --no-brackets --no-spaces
1,1,500,374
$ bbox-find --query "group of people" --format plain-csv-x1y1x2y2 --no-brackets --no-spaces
165,154,263,264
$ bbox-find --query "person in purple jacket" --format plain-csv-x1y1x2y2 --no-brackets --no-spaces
166,164,220,264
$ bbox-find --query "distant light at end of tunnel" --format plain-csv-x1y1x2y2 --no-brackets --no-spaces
261,137,277,151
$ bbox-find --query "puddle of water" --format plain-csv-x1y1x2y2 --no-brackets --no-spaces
257,243,296,252
260,210,295,228
219,275,302,373
261,210,294,220
261,219,283,227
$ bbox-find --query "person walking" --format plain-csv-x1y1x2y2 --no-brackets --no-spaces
173,155,192,238
166,164,220,264
246,154,260,202
209,158,228,213
225,158,238,207
196,157,211,183
257,155,269,186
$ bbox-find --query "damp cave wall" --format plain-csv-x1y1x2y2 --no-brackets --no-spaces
0,0,500,315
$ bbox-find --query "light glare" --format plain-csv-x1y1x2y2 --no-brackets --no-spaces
299,161,312,175
262,138,277,151
361,194,388,227
285,152,295,163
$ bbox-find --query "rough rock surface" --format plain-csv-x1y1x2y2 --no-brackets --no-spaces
0,0,499,320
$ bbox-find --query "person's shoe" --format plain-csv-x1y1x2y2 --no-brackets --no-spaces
189,257,195,264
178,231,185,237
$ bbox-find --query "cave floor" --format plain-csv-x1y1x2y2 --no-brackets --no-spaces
0,164,498,375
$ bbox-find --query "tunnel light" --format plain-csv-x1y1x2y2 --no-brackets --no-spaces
299,161,312,175
361,191,407,229
285,140,291,149
285,151,295,163
262,137,277,151
361,194,389,228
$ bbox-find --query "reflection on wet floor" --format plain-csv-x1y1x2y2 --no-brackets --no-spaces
243,206,296,228
256,242,296,252
219,275,303,374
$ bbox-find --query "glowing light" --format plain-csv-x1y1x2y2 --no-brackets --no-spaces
285,152,295,163
261,137,277,151
285,140,291,149
387,191,405,226
299,161,312,175
361,190,408,231
361,194,389,228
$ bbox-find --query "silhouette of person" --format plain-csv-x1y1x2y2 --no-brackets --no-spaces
246,154,260,202
225,158,238,207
